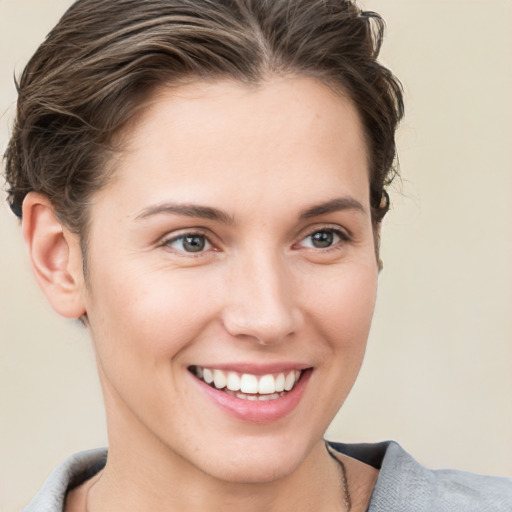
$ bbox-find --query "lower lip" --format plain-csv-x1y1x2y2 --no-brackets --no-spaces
192,370,312,424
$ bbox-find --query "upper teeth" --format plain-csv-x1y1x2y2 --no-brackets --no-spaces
193,366,302,394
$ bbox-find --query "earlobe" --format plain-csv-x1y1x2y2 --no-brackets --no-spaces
22,192,86,319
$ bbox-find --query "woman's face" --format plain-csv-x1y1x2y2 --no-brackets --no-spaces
81,76,378,483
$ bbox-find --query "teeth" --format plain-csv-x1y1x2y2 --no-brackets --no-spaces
258,374,276,394
227,389,286,401
258,393,280,401
284,371,296,391
191,366,303,396
275,373,285,392
240,373,258,394
226,372,241,391
203,368,214,384
213,369,227,389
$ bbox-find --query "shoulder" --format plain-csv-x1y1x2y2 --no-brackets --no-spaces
23,448,107,512
328,440,512,512
428,467,512,510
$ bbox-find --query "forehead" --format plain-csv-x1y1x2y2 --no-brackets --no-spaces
99,76,370,217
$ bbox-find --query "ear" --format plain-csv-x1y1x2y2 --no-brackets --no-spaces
22,192,86,318
373,221,384,272
377,222,384,272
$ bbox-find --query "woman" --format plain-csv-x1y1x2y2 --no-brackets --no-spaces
3,0,511,511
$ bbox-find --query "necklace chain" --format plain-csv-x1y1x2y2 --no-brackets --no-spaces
326,444,352,511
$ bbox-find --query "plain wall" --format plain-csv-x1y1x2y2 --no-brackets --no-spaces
1,0,511,510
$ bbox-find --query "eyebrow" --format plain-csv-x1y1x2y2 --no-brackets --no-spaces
299,197,366,219
135,196,365,224
135,203,234,224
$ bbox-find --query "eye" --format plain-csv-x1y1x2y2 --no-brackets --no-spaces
298,228,347,249
164,233,212,253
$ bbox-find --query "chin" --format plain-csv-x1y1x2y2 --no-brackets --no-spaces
195,435,314,485
210,457,300,485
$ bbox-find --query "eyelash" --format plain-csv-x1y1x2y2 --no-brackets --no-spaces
296,226,351,252
160,231,214,255
159,226,351,256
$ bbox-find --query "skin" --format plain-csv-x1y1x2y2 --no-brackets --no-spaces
23,76,380,511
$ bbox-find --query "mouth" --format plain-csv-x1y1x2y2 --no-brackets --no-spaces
188,365,305,402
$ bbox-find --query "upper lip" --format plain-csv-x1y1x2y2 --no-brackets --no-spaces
189,362,312,375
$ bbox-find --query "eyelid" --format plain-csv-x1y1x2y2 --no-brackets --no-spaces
159,228,206,243
300,223,351,240
159,228,217,254
294,224,352,250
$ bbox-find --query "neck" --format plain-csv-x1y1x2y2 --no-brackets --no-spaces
87,435,347,512
86,375,356,512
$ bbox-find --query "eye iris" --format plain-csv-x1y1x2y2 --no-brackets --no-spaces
183,235,205,252
311,230,334,248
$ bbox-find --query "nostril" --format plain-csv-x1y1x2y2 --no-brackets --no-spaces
221,306,299,345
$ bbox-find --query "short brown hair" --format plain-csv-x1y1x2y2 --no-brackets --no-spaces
4,0,403,236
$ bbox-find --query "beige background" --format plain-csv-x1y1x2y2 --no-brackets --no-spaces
1,0,511,510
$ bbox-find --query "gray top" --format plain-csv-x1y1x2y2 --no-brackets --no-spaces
23,441,512,511
331,441,512,511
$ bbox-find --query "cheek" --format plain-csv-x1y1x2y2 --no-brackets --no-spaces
305,261,378,353
84,266,222,433
292,261,378,430
85,263,219,368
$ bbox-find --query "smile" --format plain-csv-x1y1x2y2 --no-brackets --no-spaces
189,366,303,401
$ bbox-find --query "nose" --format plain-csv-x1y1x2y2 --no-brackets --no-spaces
221,250,303,345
